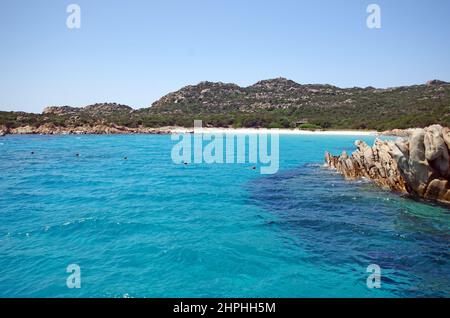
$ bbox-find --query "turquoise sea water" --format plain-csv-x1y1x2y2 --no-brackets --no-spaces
0,134,448,298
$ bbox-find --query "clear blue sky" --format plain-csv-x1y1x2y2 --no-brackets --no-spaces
1,0,449,113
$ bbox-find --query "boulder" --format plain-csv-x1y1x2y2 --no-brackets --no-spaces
442,127,450,149
403,129,432,196
424,125,449,176
0,125,8,136
424,179,450,202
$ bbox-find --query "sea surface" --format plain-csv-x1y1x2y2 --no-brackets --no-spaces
0,134,448,298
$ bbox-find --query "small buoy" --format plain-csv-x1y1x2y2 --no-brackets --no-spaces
31,151,34,155
75,153,79,157
124,157,128,160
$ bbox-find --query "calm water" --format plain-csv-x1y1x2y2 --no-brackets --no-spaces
0,134,448,298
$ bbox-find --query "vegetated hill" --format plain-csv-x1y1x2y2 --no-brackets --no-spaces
1,103,137,129
43,103,133,117
146,78,450,130
1,78,450,131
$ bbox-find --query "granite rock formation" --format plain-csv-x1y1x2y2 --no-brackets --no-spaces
7,123,171,135
325,125,450,205
0,125,7,136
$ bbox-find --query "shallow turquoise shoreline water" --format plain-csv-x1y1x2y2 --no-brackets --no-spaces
0,134,448,297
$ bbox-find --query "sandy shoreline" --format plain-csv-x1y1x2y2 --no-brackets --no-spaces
170,127,379,136
1,125,380,136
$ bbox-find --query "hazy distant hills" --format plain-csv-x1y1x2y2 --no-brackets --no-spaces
1,78,450,131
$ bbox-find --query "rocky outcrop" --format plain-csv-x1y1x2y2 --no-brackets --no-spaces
43,106,81,116
43,103,133,116
325,124,450,206
426,79,449,86
325,139,407,192
379,128,413,137
7,124,172,135
0,125,8,136
10,125,35,134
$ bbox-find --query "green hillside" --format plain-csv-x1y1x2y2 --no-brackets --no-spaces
1,79,449,131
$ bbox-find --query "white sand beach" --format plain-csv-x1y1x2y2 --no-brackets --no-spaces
170,127,378,136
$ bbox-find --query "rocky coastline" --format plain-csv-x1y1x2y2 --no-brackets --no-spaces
325,124,450,206
0,123,172,135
